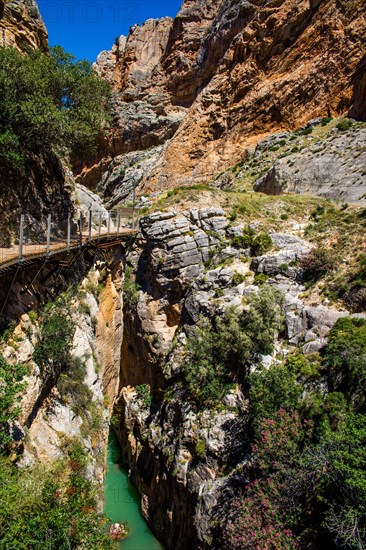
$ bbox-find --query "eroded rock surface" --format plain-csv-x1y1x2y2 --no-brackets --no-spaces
79,0,366,199
254,127,366,203
0,0,47,50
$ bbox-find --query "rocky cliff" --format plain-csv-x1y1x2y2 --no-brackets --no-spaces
0,0,47,50
1,247,123,481
78,0,366,203
111,195,366,548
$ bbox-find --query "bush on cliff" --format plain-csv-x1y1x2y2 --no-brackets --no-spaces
183,286,284,407
0,441,114,549
0,352,27,452
0,45,111,171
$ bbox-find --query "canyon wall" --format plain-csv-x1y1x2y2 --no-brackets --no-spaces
0,0,47,50
1,247,124,481
79,0,366,204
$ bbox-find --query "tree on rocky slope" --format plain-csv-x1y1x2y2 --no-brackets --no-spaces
0,45,111,173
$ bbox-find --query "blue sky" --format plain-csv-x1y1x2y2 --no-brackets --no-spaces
37,0,182,61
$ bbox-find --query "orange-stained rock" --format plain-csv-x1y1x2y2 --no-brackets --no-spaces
0,0,47,50
79,0,366,200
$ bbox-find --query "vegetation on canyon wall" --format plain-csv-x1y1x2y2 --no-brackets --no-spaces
223,317,366,549
0,441,114,549
0,286,116,549
0,45,111,173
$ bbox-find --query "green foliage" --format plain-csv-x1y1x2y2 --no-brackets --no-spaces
183,286,284,407
0,352,28,452
298,413,366,549
324,317,366,411
300,246,336,284
226,410,302,549
336,118,353,131
0,45,111,171
249,362,301,434
231,226,255,249
253,273,269,285
33,299,75,377
0,441,115,549
57,357,93,419
135,384,152,408
252,232,272,255
195,439,206,459
123,266,141,307
231,226,272,256
232,271,246,285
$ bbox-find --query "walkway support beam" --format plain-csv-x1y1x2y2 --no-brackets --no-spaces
67,212,71,250
46,214,51,257
19,215,24,260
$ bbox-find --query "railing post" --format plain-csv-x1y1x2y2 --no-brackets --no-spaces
46,214,51,256
19,214,24,260
98,213,102,239
67,212,71,250
117,210,121,236
79,212,83,246
107,211,111,236
88,208,92,240
132,189,135,231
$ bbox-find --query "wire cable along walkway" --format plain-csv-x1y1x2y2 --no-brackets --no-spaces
0,208,138,273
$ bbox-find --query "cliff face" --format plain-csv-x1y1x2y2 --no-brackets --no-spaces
0,0,47,50
113,201,366,548
80,0,366,203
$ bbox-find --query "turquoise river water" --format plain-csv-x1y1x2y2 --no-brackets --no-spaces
104,430,164,550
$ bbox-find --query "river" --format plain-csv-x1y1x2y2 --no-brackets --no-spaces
104,430,164,550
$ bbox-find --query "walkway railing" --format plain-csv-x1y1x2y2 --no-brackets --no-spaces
0,208,137,268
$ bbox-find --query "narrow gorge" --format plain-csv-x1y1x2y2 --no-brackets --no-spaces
0,0,365,549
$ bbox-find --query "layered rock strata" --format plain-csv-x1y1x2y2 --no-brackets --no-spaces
80,0,366,199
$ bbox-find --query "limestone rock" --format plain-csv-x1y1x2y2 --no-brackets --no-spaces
0,0,47,50
255,128,366,204
79,0,366,196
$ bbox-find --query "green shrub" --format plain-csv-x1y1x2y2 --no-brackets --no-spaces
0,441,114,548
232,271,246,285
183,287,284,407
136,384,152,408
231,227,271,256
231,226,255,249
252,233,272,255
0,46,111,171
123,266,141,307
33,302,75,377
324,317,366,410
321,117,333,125
336,118,353,131
253,273,269,285
0,353,28,452
249,362,301,433
57,357,93,419
300,246,336,283
195,439,206,459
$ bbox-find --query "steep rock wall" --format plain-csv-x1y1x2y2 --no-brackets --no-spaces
0,0,47,50
0,249,124,481
112,208,364,548
80,0,366,200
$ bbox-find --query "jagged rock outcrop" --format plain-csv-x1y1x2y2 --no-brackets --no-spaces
79,0,366,200
254,127,366,203
113,208,358,548
1,255,123,481
0,0,47,50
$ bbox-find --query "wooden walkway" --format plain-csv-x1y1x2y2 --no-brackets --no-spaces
0,228,137,274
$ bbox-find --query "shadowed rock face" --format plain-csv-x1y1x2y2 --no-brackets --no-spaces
78,0,366,201
0,0,47,50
